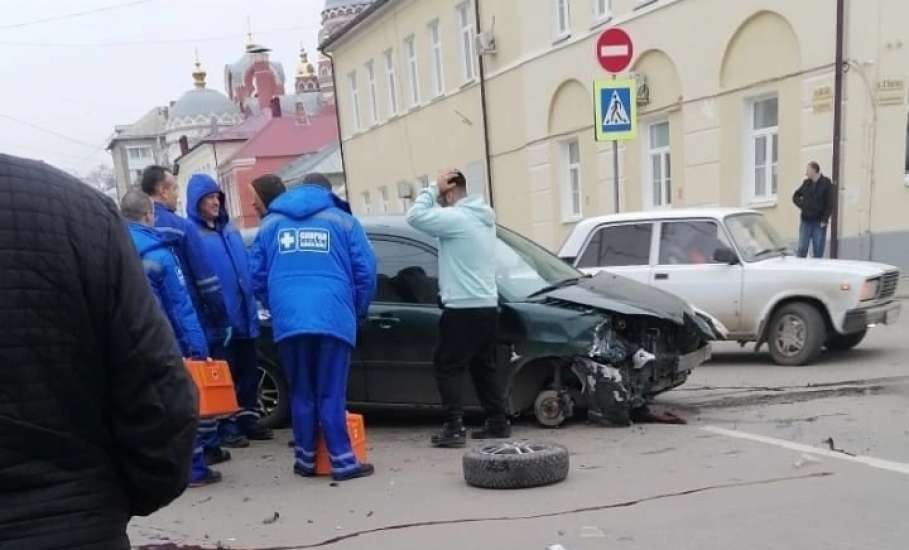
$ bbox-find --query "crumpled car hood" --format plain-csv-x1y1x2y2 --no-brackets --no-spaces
540,271,706,329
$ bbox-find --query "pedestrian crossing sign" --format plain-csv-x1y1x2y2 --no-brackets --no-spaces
594,79,637,141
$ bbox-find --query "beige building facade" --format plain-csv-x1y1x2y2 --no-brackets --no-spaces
324,0,909,269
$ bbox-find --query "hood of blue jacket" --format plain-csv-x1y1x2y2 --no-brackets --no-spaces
128,222,178,256
187,173,228,227
268,184,352,220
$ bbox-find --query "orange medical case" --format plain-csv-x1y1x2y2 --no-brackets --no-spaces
184,359,240,418
315,412,368,475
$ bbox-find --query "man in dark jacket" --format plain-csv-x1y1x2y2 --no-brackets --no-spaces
141,165,231,457
121,189,222,487
187,174,272,443
0,154,198,549
250,174,377,481
792,161,835,258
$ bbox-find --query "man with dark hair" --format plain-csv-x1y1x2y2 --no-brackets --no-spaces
406,169,510,448
793,161,835,258
0,154,198,548
140,165,232,457
251,174,287,219
120,189,222,487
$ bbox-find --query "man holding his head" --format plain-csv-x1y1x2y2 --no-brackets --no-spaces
406,169,510,448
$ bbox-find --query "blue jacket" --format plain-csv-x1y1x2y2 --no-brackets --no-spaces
186,174,259,341
154,201,228,335
250,184,376,345
127,222,209,358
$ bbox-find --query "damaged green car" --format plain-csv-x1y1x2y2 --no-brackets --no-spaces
251,219,723,429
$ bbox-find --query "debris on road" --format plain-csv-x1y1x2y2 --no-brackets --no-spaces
793,453,823,469
546,545,569,550
824,437,856,456
262,512,280,525
580,525,606,538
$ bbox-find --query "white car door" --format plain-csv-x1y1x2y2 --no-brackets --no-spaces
651,219,744,333
572,222,654,286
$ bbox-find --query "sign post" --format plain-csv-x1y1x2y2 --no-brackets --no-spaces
594,28,635,213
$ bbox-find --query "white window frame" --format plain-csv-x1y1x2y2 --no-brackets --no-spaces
361,191,372,215
592,0,612,24
553,0,571,42
365,60,379,125
379,186,390,213
404,35,420,107
644,120,672,209
384,49,399,116
456,2,477,83
348,71,361,132
560,139,582,222
745,95,779,205
428,19,445,98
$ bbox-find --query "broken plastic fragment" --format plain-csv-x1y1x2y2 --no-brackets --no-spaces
632,348,656,369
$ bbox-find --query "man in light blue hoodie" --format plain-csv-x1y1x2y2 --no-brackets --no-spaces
406,169,510,448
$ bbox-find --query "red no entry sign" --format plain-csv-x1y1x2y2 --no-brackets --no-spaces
596,28,633,73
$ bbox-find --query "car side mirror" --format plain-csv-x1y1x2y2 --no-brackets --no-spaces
713,247,739,265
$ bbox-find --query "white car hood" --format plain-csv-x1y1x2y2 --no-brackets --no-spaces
754,256,897,278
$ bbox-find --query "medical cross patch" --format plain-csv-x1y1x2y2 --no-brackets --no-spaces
278,229,298,254
297,229,330,253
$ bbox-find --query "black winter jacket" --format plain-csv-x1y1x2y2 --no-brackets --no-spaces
0,154,199,549
792,175,835,223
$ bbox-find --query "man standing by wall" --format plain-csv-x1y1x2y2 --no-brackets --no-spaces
250,174,376,481
120,189,222,487
0,154,197,548
793,161,835,258
406,169,511,448
187,174,273,444
141,165,231,458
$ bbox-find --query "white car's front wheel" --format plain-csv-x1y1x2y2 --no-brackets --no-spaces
768,302,826,366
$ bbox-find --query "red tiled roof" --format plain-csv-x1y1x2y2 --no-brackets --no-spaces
223,106,339,165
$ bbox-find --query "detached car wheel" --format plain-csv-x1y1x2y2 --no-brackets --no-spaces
463,442,569,489
257,357,290,429
827,329,867,352
768,302,826,366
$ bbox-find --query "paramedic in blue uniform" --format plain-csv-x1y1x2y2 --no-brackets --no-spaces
250,173,377,481
186,173,273,445
140,165,231,459
120,189,221,487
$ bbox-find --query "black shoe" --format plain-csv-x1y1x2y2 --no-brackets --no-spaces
189,469,223,488
221,433,250,448
431,421,467,448
471,419,512,440
294,464,316,478
204,447,232,466
332,463,375,482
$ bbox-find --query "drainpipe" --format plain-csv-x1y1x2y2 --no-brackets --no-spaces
323,50,352,204
830,0,846,258
474,0,495,208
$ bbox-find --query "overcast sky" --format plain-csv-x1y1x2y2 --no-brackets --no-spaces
0,0,324,175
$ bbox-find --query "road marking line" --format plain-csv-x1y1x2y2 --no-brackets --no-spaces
702,426,909,477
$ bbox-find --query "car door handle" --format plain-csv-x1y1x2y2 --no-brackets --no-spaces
655,273,669,281
369,315,401,329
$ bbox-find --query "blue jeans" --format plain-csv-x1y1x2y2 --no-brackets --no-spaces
798,221,827,258
278,335,360,476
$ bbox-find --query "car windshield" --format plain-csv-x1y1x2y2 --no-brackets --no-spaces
495,226,584,301
725,213,789,262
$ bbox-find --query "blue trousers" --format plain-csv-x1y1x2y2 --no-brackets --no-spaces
213,338,262,437
190,435,210,482
798,221,827,258
278,334,359,476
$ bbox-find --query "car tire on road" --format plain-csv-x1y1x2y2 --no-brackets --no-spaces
257,356,290,429
827,329,867,352
463,442,569,489
768,302,826,366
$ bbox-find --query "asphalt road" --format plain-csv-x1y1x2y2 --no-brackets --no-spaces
130,306,909,550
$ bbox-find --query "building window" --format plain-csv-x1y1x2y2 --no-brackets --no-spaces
554,0,571,40
456,2,477,82
428,20,445,98
361,191,372,215
647,121,671,208
379,186,390,213
384,49,399,116
417,175,430,189
365,60,379,125
593,0,612,22
561,140,582,221
126,146,152,162
348,72,361,131
404,35,420,107
749,96,779,201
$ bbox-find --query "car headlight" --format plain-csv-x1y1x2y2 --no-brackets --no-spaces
860,279,880,301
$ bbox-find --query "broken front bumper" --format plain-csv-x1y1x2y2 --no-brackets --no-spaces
678,343,712,375
842,301,901,334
